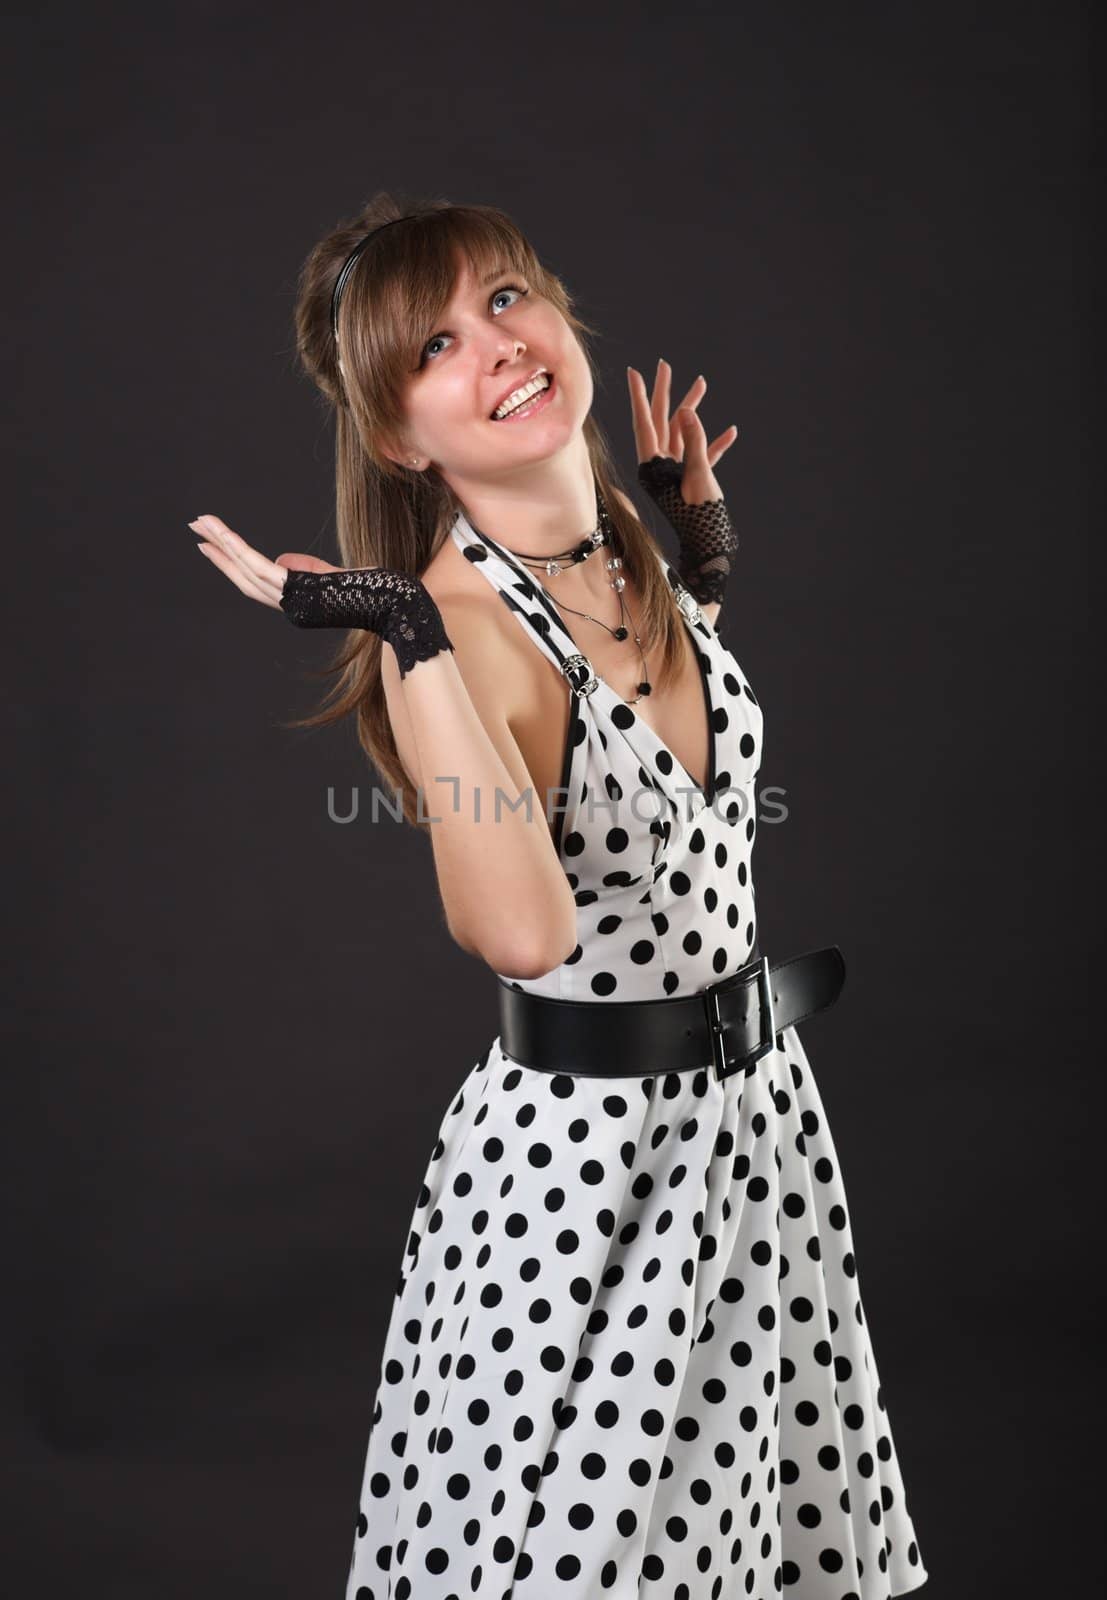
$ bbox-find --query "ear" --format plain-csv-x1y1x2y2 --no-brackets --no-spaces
379,436,417,469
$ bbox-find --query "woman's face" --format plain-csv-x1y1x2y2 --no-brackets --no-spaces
389,251,593,481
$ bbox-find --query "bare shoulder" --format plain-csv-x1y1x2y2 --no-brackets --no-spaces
419,535,523,709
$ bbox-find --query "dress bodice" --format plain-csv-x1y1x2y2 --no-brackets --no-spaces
448,503,765,1001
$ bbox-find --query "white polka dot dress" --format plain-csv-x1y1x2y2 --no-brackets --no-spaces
343,507,928,1599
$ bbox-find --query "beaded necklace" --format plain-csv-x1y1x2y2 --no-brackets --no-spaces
496,491,652,704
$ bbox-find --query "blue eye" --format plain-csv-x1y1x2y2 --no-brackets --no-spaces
419,284,529,365
490,284,526,312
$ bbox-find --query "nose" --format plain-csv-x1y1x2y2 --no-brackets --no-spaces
487,332,526,368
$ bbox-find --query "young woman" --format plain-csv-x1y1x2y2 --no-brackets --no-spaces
192,196,928,1599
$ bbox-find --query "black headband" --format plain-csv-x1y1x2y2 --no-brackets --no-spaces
330,212,434,342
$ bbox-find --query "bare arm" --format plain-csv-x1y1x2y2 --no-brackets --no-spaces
190,512,577,980
382,593,578,979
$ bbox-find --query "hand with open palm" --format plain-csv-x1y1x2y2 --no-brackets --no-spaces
188,514,455,679
189,513,339,604
625,358,740,609
626,357,737,503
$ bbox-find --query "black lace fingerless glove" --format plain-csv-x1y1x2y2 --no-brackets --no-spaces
279,566,454,680
635,454,738,608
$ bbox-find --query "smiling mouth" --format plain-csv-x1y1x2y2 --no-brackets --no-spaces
489,371,556,421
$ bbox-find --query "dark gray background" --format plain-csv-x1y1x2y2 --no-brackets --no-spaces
5,0,1093,1593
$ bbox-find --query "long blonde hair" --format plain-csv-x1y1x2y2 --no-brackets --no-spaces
287,190,687,831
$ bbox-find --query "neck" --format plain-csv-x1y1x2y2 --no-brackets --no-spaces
447,435,617,606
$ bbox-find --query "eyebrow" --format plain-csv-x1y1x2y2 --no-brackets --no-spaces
480,264,513,285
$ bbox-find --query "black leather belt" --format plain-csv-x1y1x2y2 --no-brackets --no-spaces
497,946,846,1083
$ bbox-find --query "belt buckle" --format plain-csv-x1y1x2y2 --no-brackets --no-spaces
702,955,776,1082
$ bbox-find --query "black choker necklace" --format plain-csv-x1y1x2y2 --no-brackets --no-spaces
499,491,612,574
495,490,652,705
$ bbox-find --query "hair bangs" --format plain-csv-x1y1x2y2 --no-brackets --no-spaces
342,206,548,400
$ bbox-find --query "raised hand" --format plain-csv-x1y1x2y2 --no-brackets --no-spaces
189,513,454,679
626,359,740,610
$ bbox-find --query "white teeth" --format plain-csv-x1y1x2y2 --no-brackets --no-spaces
492,373,550,419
